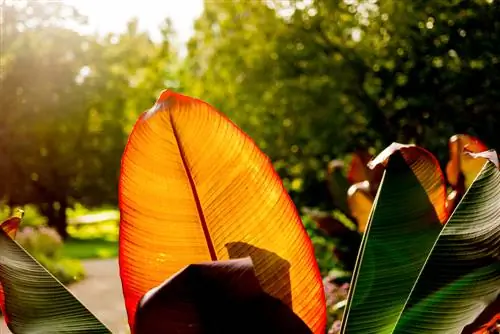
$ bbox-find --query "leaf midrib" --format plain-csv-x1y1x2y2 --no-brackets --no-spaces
168,108,217,261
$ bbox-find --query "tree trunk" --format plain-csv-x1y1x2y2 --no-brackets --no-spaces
41,200,69,240
55,199,69,240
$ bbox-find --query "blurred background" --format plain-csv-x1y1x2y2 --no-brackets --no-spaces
1,0,499,332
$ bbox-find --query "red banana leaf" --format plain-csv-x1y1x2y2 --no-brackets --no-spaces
347,150,373,185
446,134,489,190
368,143,449,224
119,90,326,333
346,181,373,232
0,215,22,323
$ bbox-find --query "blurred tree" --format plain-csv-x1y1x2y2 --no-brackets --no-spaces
0,2,178,238
183,0,500,209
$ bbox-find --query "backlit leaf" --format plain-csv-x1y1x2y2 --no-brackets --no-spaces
346,181,373,233
395,158,500,333
445,134,489,189
347,150,373,185
119,90,326,333
341,144,447,334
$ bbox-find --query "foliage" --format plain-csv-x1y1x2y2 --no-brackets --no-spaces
323,272,350,332
15,226,85,285
63,221,119,259
0,92,497,334
340,143,499,333
308,133,492,271
0,92,326,333
183,0,500,212
118,91,326,332
301,215,338,275
0,1,178,238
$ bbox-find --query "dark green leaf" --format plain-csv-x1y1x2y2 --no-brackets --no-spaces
341,147,445,334
0,229,110,333
395,161,500,333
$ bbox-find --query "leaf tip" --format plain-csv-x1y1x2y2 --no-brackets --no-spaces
464,149,499,168
156,89,194,107
367,142,416,169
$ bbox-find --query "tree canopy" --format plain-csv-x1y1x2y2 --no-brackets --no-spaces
1,0,500,236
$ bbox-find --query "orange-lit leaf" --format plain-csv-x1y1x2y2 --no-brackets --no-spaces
445,134,489,189
0,216,21,240
135,257,312,334
119,90,325,333
347,181,373,232
347,150,372,184
0,213,22,320
368,143,448,223
463,296,499,334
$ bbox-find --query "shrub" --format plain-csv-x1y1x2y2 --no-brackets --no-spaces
16,226,85,285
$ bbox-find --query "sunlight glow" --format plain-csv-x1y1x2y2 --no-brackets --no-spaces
64,0,203,51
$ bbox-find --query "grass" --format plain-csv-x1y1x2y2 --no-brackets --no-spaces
62,218,119,260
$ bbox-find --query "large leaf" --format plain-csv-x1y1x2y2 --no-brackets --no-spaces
119,90,326,332
394,158,500,333
0,215,110,333
341,143,448,334
134,257,312,334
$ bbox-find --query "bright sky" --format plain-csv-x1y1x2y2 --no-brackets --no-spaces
64,0,204,53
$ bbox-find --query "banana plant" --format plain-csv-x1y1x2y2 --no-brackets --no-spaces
309,134,493,271
339,143,499,334
328,134,490,234
0,90,326,334
0,90,497,334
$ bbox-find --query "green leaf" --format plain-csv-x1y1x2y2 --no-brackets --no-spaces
0,228,110,333
394,161,500,333
341,147,445,334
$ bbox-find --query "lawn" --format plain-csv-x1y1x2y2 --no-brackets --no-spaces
62,218,119,260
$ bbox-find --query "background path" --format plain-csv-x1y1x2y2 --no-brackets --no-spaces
0,258,128,334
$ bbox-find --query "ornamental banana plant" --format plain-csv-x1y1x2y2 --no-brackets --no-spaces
0,90,497,334
326,134,490,234
339,143,500,334
309,134,494,271
0,90,326,334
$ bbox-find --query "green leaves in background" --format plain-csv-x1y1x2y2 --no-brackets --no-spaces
341,144,499,334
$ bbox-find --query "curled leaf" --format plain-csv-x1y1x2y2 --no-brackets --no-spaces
347,181,373,232
1,216,21,240
135,257,312,334
347,150,372,185
119,90,325,333
368,142,448,223
446,134,489,190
